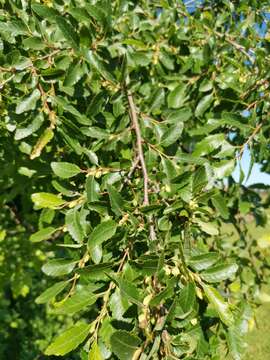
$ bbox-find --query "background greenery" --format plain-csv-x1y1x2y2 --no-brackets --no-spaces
1,0,270,359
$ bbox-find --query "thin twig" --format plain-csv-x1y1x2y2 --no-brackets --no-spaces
206,26,255,64
127,90,156,241
92,249,129,338
238,123,262,158
127,91,150,206
176,6,255,64
122,156,140,187
0,74,15,90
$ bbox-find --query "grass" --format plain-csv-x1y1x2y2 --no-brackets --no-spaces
221,211,270,359
244,301,270,359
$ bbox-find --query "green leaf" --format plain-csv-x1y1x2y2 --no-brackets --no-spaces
31,192,66,209
196,220,219,236
150,284,174,307
30,128,54,160
160,123,183,147
133,52,151,67
31,4,59,20
192,167,207,195
167,84,187,109
86,176,100,202
188,252,219,271
64,61,85,87
149,88,165,113
140,204,163,214
110,275,143,306
111,330,141,360
78,262,114,280
164,107,192,123
55,16,79,50
30,226,57,243
85,4,108,28
87,220,117,252
202,284,234,326
227,326,244,360
195,93,213,117
130,255,159,276
89,341,104,360
45,323,91,356
91,244,103,264
81,126,109,139
53,96,90,125
211,194,229,220
23,36,45,50
65,208,84,243
107,184,124,216
51,162,81,179
200,263,238,283
16,89,40,114
84,50,115,82
15,113,44,140
178,283,196,314
35,281,68,304
53,290,97,315
42,259,77,277
193,134,233,157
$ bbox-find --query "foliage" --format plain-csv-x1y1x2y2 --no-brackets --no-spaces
1,0,270,359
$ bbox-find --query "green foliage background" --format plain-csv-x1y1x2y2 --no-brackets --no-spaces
1,0,270,359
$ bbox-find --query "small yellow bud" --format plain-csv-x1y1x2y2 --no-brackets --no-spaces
171,267,180,276
143,294,153,306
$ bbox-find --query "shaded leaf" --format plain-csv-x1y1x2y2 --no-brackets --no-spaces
107,184,124,216
211,194,229,220
55,16,79,50
32,4,59,20
110,275,143,306
111,330,141,360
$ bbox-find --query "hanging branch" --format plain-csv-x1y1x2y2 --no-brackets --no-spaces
127,90,156,241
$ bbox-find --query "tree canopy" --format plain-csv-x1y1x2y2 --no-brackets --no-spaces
1,0,270,359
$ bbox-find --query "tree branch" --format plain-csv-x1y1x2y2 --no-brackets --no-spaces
127,91,149,206
127,90,156,241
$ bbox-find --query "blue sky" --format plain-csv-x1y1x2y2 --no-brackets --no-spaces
232,147,270,186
